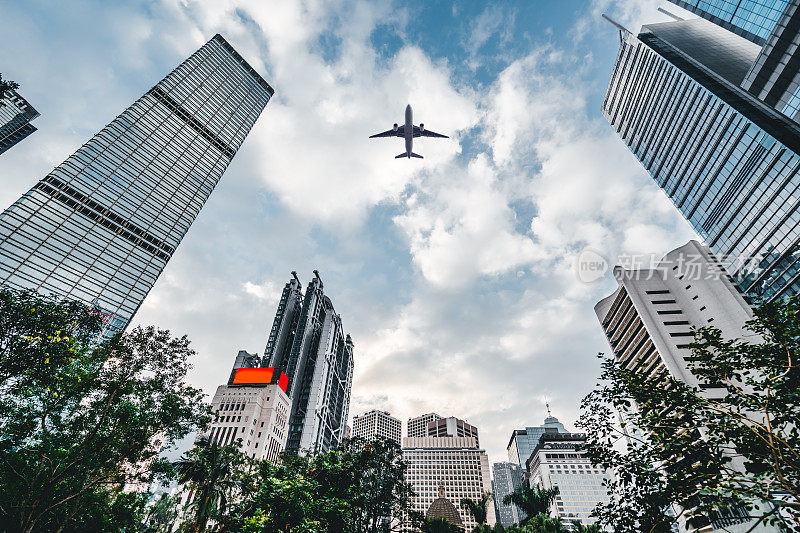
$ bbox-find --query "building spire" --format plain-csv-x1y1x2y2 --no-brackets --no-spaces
546,402,552,417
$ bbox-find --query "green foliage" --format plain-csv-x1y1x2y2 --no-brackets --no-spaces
578,295,800,531
0,72,19,106
501,485,560,525
174,437,256,533
0,289,208,533
461,492,492,525
420,516,463,532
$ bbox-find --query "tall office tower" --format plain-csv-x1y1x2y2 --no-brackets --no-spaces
426,416,480,445
667,0,790,44
201,350,291,463
594,240,752,390
492,462,525,527
506,412,569,469
352,409,402,444
602,12,800,302
527,433,611,528
401,436,495,531
407,412,442,438
263,271,354,454
0,88,39,155
0,35,272,331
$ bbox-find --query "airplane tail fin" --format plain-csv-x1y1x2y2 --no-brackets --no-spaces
394,152,424,159
395,153,406,159
410,152,423,159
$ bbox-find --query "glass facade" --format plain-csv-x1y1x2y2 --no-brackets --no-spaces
263,272,354,454
0,35,272,331
603,24,800,301
0,89,39,155
669,0,790,44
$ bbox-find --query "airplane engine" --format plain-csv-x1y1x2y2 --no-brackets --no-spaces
393,123,398,131
420,123,425,131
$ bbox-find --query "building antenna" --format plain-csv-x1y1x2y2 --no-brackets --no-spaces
546,402,552,417
601,13,632,45
657,7,684,21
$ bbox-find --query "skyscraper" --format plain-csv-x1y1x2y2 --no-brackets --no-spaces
263,271,354,454
594,241,753,390
200,350,291,463
602,12,800,301
667,1,790,44
352,409,402,444
407,412,442,438
506,412,569,469
402,435,495,531
527,433,611,527
0,88,39,155
0,35,272,331
492,462,525,527
426,416,480,446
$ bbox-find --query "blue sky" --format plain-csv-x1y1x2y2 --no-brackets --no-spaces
0,0,699,463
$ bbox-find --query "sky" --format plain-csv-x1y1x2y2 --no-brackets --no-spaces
0,0,700,464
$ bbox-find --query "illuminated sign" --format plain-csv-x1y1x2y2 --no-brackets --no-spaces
232,367,289,393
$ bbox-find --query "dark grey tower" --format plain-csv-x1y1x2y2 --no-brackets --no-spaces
0,35,272,331
262,271,354,454
603,13,800,301
0,88,39,155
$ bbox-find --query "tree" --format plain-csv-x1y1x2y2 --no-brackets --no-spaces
578,295,800,531
461,492,492,526
174,437,255,533
571,521,602,533
0,72,19,105
522,514,566,532
0,289,208,533
420,516,463,533
502,485,560,525
143,492,182,533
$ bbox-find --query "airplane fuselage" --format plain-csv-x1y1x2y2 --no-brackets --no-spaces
404,104,413,158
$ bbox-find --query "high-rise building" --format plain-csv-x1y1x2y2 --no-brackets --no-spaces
263,271,354,454
200,350,291,463
407,412,442,438
667,1,790,45
602,12,800,301
352,409,402,444
0,35,272,332
426,416,480,446
506,411,569,469
594,241,752,390
0,88,39,155
492,462,525,527
401,436,495,531
526,433,611,528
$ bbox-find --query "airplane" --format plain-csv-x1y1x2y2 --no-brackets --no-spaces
369,104,448,159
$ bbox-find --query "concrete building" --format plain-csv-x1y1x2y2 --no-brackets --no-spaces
594,241,753,390
507,410,569,469
263,271,354,454
200,350,291,463
602,8,800,301
492,462,525,527
407,413,442,438
426,416,480,446
401,436,495,531
0,87,39,155
352,409,402,444
0,35,272,333
526,433,611,529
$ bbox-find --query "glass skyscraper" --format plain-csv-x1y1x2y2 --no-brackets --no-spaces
668,0,790,44
0,89,39,155
263,271,354,454
0,35,272,330
603,16,800,301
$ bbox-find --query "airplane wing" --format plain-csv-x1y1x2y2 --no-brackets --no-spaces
370,125,404,138
413,126,448,138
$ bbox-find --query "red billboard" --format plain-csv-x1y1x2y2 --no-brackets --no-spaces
232,367,289,393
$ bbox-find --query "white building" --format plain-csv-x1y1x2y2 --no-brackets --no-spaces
352,409,402,444
527,433,611,529
402,436,495,531
407,412,442,438
594,241,779,532
200,350,291,463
